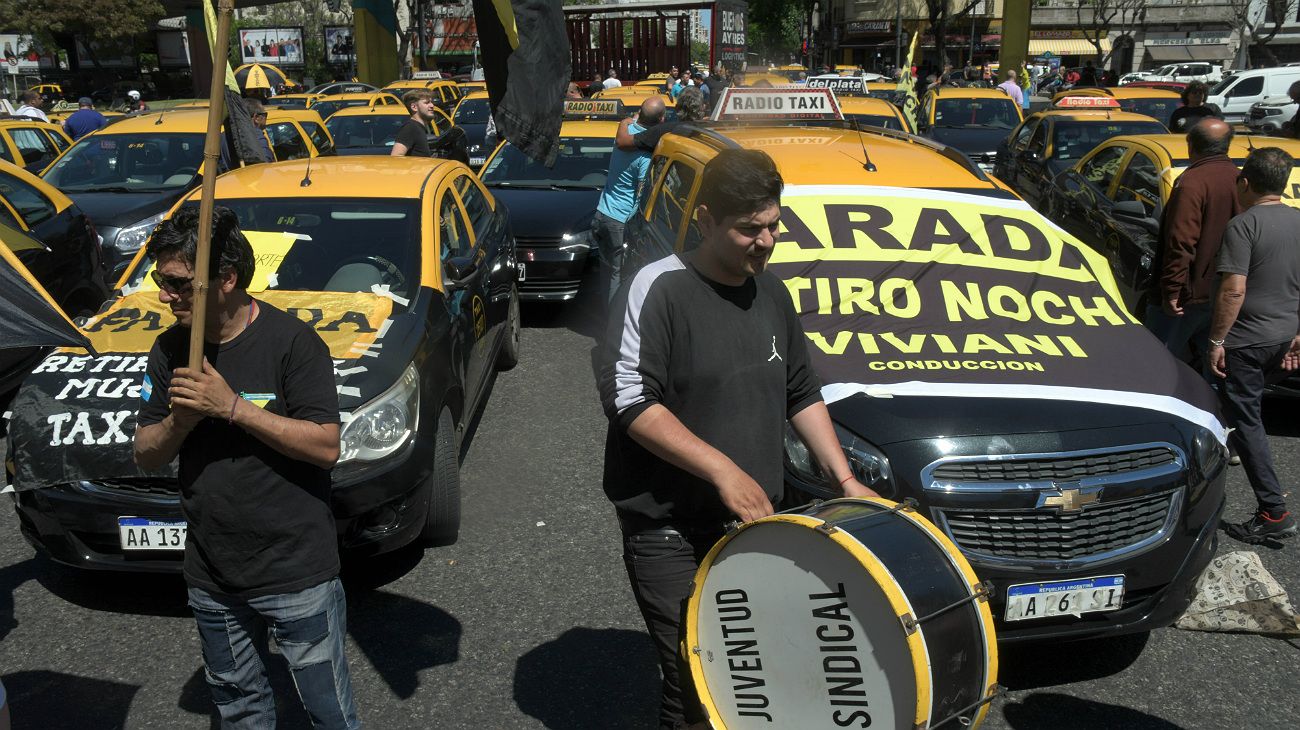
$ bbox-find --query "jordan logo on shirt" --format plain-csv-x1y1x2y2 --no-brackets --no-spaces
768,335,782,362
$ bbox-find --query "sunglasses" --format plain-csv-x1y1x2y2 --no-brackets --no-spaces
150,269,194,294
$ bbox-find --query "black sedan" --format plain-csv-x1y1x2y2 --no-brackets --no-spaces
5,156,521,571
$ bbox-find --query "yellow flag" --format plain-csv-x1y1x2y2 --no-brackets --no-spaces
895,30,920,132
202,0,240,93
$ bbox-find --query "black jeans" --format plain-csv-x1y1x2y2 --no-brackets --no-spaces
1219,341,1292,514
622,527,724,730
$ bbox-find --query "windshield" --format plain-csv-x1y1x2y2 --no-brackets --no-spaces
846,113,905,131
265,98,308,109
454,97,490,125
933,98,1019,129
1120,98,1179,122
42,132,205,193
480,136,613,189
311,99,368,120
126,198,421,300
866,89,896,100
1051,120,1168,161
326,115,407,150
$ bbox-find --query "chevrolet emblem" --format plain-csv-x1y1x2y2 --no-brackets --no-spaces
1040,488,1100,513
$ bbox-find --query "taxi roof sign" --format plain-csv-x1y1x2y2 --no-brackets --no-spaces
712,87,844,122
1053,95,1121,109
411,70,443,80
562,98,625,119
806,75,865,96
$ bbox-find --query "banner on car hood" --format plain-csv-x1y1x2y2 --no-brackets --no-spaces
771,185,1225,441
6,290,395,491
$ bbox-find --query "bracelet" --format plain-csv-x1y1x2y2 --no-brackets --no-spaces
838,474,855,487
228,395,240,425
1209,338,1225,348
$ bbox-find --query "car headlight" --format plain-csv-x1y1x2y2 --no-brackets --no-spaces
112,212,166,255
1193,426,1226,480
338,363,420,465
560,228,593,252
782,422,897,498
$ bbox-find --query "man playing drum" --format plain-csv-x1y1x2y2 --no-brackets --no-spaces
598,148,879,729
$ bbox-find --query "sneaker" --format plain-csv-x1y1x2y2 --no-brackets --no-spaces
1229,454,1241,466
1225,511,1297,543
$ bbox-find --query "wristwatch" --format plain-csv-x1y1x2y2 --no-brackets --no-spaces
1209,338,1226,348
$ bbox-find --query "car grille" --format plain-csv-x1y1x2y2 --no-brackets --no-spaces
75,478,180,498
937,492,1176,561
520,278,583,300
931,446,1177,483
1250,108,1266,120
515,234,564,250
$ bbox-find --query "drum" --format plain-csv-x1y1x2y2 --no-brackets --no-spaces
684,497,998,730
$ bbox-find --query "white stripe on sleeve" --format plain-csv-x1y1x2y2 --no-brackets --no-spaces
612,255,686,415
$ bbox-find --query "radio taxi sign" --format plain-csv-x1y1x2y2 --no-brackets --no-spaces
1053,95,1121,109
563,99,625,118
712,87,843,121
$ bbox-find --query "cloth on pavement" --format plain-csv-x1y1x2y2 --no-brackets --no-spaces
1175,550,1300,636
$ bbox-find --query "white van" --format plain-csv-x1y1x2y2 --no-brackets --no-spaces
1208,67,1300,122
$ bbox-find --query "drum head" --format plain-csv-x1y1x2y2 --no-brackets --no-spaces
687,516,927,730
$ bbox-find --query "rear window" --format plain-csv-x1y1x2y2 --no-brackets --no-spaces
933,98,1019,129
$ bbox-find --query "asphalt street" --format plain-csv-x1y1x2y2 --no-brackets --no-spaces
0,282,1298,729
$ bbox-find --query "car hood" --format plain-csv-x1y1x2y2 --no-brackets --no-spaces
460,123,488,149
928,126,1012,155
1255,95,1295,108
65,189,190,230
4,288,427,490
488,186,601,238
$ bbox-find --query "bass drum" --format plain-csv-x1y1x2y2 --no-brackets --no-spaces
684,498,998,730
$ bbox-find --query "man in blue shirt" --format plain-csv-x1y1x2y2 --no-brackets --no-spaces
594,97,665,305
63,98,108,140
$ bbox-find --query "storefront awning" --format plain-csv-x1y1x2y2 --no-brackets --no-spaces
1028,38,1111,56
1189,44,1230,60
1145,43,1231,62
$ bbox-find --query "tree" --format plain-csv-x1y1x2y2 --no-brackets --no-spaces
1229,0,1299,67
1073,0,1147,66
924,0,985,69
749,0,801,64
0,0,165,69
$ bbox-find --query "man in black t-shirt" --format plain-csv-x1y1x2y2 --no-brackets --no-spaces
1168,81,1221,133
133,207,360,729
391,88,435,157
598,149,878,729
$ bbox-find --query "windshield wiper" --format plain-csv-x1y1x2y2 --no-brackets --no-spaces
485,181,599,191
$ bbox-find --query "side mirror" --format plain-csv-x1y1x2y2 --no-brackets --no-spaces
1113,199,1160,235
443,255,478,289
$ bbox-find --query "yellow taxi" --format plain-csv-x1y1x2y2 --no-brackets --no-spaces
770,64,807,81
381,79,463,112
265,92,324,109
735,72,793,87
8,155,522,561
919,86,1025,172
833,95,913,133
994,96,1166,209
324,102,458,157
264,108,335,158
476,99,626,301
865,81,900,99
28,83,66,104
617,85,1229,651
308,92,402,122
1048,134,1300,304
451,90,495,167
1050,87,1182,128
593,86,676,118
0,118,72,173
457,81,486,95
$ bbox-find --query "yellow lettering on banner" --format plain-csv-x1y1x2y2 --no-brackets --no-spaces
880,333,926,354
784,277,812,311
1007,335,1062,357
815,277,833,315
808,331,854,355
1068,296,1125,326
805,331,1088,360
964,334,1012,355
1059,335,1088,357
858,333,880,354
1031,291,1074,325
880,279,920,318
988,286,1030,322
837,278,879,314
941,281,987,322
932,334,958,354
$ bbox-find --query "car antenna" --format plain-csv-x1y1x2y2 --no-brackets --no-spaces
300,155,313,187
155,107,166,125
850,119,877,172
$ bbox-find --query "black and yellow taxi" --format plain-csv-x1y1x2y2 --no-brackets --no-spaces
308,92,402,122
0,117,72,174
994,96,1167,209
478,99,625,301
864,81,900,100
28,83,67,105
620,85,1228,646
1051,87,1183,129
1047,134,1300,309
381,79,463,113
264,107,335,158
264,92,325,110
451,89,494,168
324,102,462,159
39,108,223,278
0,159,109,397
919,86,1024,173
6,155,522,569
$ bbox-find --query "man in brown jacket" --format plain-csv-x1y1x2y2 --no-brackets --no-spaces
1146,118,1241,367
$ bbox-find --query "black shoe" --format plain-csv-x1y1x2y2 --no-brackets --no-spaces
1225,511,1297,543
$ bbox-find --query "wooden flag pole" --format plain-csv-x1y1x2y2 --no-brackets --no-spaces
188,0,235,369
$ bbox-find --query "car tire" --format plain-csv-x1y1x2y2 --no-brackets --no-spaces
496,287,521,371
419,408,461,547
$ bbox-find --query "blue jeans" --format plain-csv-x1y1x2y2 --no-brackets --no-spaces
592,210,627,305
188,578,361,730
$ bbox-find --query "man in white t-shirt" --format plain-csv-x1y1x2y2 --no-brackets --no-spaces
602,68,623,90
15,90,49,122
